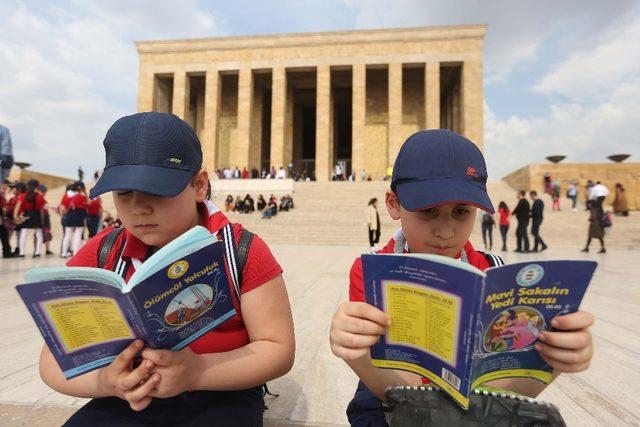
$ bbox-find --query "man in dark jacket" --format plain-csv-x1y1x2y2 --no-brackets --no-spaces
512,190,531,252
530,191,548,252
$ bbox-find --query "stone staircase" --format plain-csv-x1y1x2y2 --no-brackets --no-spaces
42,180,639,250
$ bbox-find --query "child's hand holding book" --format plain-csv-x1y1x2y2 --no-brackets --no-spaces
98,340,159,412
535,310,595,373
330,301,390,361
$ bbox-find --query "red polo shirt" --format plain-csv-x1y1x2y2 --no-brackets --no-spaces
67,200,282,354
16,192,46,213
87,197,102,216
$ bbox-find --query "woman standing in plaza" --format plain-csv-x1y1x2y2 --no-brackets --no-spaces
612,183,629,216
367,198,380,250
498,201,510,251
582,200,606,253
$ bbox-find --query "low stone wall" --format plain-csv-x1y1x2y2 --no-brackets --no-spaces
503,162,639,210
211,178,295,197
7,167,74,191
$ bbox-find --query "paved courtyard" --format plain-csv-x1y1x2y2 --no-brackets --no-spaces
1,241,639,426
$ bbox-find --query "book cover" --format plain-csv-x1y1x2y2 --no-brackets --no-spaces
16,226,237,379
363,253,597,409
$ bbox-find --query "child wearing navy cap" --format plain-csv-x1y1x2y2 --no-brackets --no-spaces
329,130,594,425
39,112,295,426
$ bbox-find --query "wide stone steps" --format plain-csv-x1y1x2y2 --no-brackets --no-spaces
41,180,638,250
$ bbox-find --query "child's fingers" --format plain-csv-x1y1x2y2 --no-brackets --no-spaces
128,396,153,412
118,359,155,391
111,340,144,371
332,331,380,350
141,348,174,366
330,344,370,361
124,373,160,408
551,311,594,331
341,318,388,336
342,302,390,326
538,352,591,373
535,341,592,366
538,330,592,350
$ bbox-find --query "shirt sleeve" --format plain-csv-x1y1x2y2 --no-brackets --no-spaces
349,257,365,302
232,224,283,294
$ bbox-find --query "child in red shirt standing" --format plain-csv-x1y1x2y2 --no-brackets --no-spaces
60,181,88,257
39,112,294,426
14,178,46,257
329,130,594,426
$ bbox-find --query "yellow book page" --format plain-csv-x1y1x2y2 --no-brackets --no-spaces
44,297,134,353
384,281,460,366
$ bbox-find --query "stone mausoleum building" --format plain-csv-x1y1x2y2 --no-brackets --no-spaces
136,25,486,181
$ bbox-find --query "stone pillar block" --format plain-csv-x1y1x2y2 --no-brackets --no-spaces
137,71,154,112
270,67,286,169
388,63,403,167
172,70,189,119
352,64,366,178
462,60,483,149
234,68,253,169
315,65,332,181
425,62,440,130
202,67,220,171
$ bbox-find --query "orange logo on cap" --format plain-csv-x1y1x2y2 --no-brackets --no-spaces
467,167,478,178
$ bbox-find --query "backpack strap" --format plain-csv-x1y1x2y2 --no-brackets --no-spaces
481,252,504,267
97,227,125,269
221,224,254,306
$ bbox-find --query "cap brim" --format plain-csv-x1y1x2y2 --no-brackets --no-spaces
89,164,193,199
395,178,495,214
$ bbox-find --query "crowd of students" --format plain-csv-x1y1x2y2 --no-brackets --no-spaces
224,193,295,219
0,178,107,258
214,165,314,181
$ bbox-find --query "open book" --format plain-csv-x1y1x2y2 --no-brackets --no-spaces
16,226,236,379
363,253,597,409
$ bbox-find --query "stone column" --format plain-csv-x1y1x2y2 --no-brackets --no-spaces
234,68,253,169
388,63,403,167
462,60,484,149
172,70,189,119
351,64,366,177
315,65,331,181
137,71,154,112
270,67,286,169
202,67,219,171
425,62,440,130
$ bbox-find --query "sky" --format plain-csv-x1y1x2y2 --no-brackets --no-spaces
1,0,639,179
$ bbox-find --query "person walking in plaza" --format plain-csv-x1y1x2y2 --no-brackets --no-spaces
567,182,578,212
0,180,13,257
551,179,561,211
585,180,595,210
497,201,510,251
481,211,494,251
612,183,629,216
14,179,45,258
530,191,548,252
60,181,88,257
513,190,531,252
367,198,381,251
86,195,103,238
592,181,609,210
582,198,606,253
0,124,14,183
37,184,54,255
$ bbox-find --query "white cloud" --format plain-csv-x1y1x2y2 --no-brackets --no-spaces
0,0,217,178
533,15,640,102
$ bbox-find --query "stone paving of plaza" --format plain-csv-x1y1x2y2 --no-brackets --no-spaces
0,183,639,425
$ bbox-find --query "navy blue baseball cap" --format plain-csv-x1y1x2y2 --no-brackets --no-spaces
90,112,202,199
391,130,494,214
